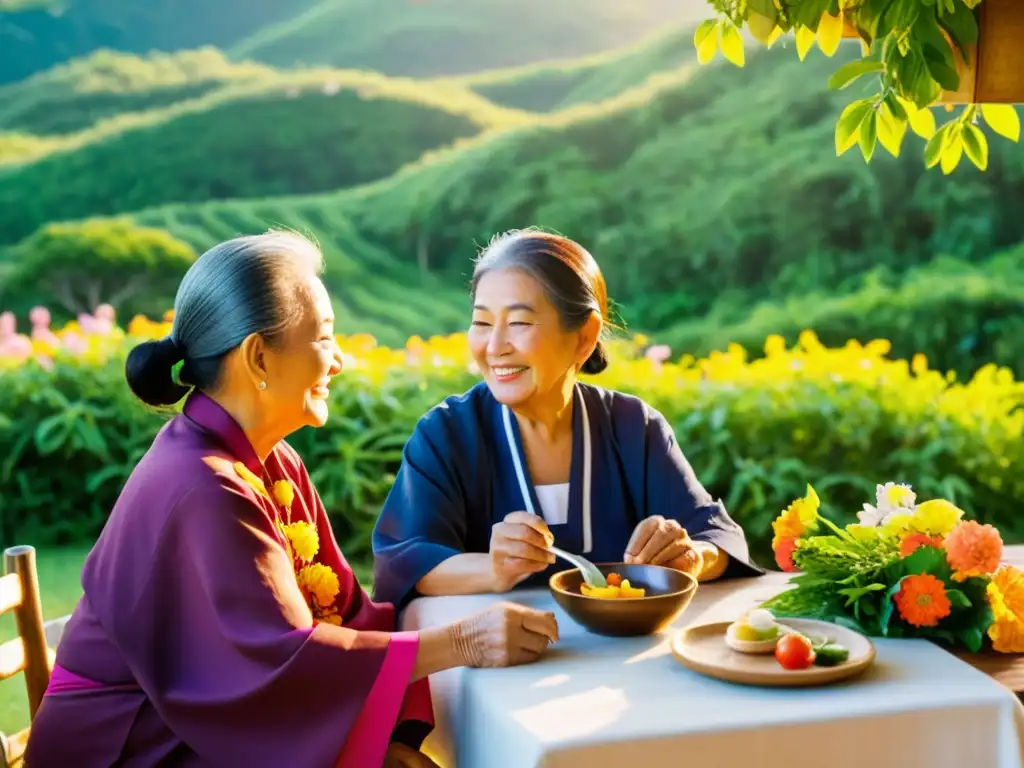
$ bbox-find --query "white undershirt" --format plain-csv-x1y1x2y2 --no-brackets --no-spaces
534,483,570,526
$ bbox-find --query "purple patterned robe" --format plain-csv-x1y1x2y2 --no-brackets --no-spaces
26,393,432,767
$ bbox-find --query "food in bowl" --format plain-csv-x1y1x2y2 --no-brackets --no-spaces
580,572,646,598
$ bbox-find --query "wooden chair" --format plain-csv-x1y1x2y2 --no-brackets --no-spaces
0,546,55,767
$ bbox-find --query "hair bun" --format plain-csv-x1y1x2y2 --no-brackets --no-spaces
581,341,609,375
125,337,190,407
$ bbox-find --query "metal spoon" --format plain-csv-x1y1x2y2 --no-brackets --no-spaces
549,545,608,588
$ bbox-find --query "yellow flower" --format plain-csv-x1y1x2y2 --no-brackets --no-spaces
297,563,340,609
986,566,1024,653
279,521,319,563
273,480,295,510
881,513,913,537
882,483,916,509
233,462,269,499
772,484,820,547
908,499,964,537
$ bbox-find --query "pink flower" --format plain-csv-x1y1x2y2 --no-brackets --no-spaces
0,311,15,339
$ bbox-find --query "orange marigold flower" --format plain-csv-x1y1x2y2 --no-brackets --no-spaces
774,537,798,572
987,566,1024,654
900,532,944,558
893,574,952,628
944,521,1003,579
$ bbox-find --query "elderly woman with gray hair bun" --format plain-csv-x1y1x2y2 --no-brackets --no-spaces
26,231,558,768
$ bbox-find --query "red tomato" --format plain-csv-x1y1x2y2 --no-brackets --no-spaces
775,633,816,670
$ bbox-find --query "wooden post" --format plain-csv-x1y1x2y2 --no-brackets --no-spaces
5,546,49,719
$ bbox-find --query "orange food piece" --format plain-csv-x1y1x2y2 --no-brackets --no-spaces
607,573,622,587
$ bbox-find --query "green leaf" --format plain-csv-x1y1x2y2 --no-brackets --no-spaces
946,589,972,609
795,25,817,61
962,124,989,170
907,103,937,138
694,20,719,64
922,45,961,92
941,132,964,175
828,60,885,90
884,93,908,122
859,110,879,161
937,1,979,57
719,22,745,67
981,104,1022,142
924,123,952,168
877,104,908,157
839,582,887,606
790,0,834,29
835,99,873,155
880,576,908,635
954,626,984,653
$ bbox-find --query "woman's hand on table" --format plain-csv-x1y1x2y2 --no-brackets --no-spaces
489,511,556,592
624,516,703,578
384,743,441,768
452,601,559,668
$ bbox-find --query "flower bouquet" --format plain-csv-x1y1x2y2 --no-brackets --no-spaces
763,483,1024,654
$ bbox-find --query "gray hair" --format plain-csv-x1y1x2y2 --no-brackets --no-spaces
125,231,323,407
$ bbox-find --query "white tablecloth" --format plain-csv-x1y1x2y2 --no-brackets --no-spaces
401,573,1024,768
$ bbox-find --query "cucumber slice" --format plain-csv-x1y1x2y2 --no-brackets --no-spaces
813,643,850,667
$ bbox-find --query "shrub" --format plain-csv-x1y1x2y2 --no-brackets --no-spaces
1,317,1021,570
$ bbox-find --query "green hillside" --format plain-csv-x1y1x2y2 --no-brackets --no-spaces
132,201,469,347
0,0,322,85
0,68,529,245
230,0,699,76
0,48,276,136
457,24,697,113
0,0,693,86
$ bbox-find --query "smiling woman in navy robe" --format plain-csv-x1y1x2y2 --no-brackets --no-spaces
372,229,763,610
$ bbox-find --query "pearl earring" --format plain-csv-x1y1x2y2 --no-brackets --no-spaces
258,381,267,390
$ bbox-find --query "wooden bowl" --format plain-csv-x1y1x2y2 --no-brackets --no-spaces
549,563,698,637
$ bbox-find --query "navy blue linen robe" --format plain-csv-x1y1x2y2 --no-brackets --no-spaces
372,381,762,608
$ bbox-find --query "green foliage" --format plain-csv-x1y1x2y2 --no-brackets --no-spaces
699,0,1023,172
0,219,196,319
0,48,275,136
0,81,493,244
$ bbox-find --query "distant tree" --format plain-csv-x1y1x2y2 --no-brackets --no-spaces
1,218,196,318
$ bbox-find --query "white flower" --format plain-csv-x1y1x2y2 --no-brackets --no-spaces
857,503,887,527
875,482,916,511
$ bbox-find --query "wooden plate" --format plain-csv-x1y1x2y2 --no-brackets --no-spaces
671,619,876,687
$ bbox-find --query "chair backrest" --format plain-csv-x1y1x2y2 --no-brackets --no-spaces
0,545,53,767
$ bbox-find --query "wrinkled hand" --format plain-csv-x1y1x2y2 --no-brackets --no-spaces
383,743,441,768
489,511,556,592
624,516,703,577
454,601,559,668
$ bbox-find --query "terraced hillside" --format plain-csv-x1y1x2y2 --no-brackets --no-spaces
456,24,698,112
1,0,694,85
0,67,531,245
0,48,276,136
